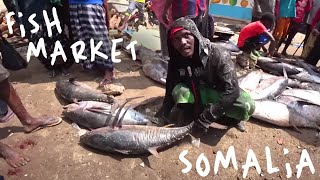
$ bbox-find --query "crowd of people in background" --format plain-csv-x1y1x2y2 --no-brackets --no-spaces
237,0,320,68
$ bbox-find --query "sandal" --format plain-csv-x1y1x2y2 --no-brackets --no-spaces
0,107,14,123
29,117,62,133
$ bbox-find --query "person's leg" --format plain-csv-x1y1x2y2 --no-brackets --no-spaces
70,4,92,71
200,87,255,122
282,21,298,56
171,83,197,120
277,18,291,53
55,2,75,76
103,0,110,29
0,141,30,168
0,78,61,133
171,83,255,131
29,5,74,78
118,0,136,31
133,2,146,31
301,29,319,59
196,87,253,133
305,36,320,66
237,36,262,68
136,2,145,22
84,4,114,85
159,23,169,59
304,24,312,44
270,18,286,55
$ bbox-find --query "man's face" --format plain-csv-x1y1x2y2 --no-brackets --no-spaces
171,29,195,58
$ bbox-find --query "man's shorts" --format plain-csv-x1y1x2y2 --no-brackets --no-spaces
239,34,270,53
0,64,9,82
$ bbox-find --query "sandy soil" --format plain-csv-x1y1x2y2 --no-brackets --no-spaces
1,20,320,180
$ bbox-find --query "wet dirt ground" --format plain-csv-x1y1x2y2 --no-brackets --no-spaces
1,22,320,180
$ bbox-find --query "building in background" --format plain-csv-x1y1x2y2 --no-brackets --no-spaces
210,0,253,21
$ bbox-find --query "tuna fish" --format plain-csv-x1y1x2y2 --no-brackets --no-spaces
142,58,168,85
276,95,320,129
289,71,320,84
134,45,168,85
252,99,320,130
249,68,288,100
281,89,320,106
55,78,115,103
257,57,320,84
257,57,302,75
214,41,241,53
80,122,194,156
274,57,320,75
63,101,157,129
238,70,263,93
288,79,320,92
260,71,279,80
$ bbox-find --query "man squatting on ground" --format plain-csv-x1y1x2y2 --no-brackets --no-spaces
0,64,61,168
237,13,276,68
156,17,256,134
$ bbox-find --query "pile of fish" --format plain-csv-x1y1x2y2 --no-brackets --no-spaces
257,57,320,89
239,67,320,130
55,78,194,157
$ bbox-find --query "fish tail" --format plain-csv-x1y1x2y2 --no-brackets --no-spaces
187,121,195,133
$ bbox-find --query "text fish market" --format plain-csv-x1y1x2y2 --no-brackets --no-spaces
5,7,138,65
179,146,316,179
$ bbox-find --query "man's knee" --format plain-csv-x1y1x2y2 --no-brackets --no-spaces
172,84,195,104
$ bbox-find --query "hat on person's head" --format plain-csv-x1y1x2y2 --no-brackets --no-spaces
169,26,184,39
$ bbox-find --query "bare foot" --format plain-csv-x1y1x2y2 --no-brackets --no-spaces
0,142,30,168
23,116,62,133
99,70,115,86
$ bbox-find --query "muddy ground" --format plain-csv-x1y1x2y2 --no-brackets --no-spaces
1,21,320,180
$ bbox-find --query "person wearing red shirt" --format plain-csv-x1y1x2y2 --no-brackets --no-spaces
237,13,276,68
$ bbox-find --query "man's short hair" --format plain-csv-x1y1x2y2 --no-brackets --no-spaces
260,12,275,23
